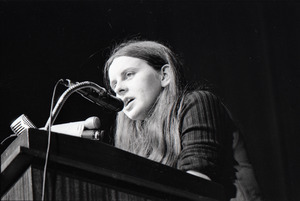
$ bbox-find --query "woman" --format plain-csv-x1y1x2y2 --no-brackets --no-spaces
103,40,262,200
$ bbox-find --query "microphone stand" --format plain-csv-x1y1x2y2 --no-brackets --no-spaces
44,81,107,129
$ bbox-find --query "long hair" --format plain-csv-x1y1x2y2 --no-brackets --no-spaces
104,40,185,167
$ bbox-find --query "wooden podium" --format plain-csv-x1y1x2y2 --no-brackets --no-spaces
1,128,225,201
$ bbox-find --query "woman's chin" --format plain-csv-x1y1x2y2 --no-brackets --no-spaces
125,111,147,121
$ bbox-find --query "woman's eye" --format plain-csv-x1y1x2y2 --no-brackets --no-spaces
126,72,134,78
111,82,116,90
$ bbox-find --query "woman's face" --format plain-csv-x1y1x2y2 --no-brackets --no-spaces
108,56,163,120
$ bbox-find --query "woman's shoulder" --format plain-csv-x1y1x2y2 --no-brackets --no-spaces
183,90,220,105
177,90,224,117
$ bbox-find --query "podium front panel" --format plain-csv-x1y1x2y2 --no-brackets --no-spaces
1,129,225,201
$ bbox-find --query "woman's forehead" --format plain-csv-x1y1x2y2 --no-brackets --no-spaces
109,56,147,76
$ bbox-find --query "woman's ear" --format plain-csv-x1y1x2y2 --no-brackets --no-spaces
160,64,171,87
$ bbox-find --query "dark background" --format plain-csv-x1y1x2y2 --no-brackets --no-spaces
1,1,299,200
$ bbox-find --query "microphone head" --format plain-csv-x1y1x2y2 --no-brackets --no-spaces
10,114,36,136
98,94,124,112
84,116,101,129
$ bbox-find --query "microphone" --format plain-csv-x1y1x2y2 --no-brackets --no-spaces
62,79,123,112
50,116,102,140
10,114,37,136
10,114,103,140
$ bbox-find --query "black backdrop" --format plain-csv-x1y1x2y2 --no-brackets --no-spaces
1,1,299,201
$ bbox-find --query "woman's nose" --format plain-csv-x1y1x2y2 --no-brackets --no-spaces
115,81,127,96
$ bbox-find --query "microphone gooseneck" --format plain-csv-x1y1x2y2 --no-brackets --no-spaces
44,80,123,129
62,79,124,112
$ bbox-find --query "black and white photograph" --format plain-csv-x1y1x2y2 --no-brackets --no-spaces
0,1,299,201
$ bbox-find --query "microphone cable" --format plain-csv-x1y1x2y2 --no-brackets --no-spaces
41,79,63,201
0,134,17,145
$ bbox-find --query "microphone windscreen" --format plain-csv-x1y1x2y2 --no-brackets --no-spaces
84,116,101,129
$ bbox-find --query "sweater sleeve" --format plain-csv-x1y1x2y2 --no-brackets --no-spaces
177,90,229,180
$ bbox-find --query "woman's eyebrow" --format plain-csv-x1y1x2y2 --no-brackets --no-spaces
110,67,139,85
120,67,139,75
123,66,138,72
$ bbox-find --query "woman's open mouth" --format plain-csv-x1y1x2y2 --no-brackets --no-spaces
124,98,134,107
